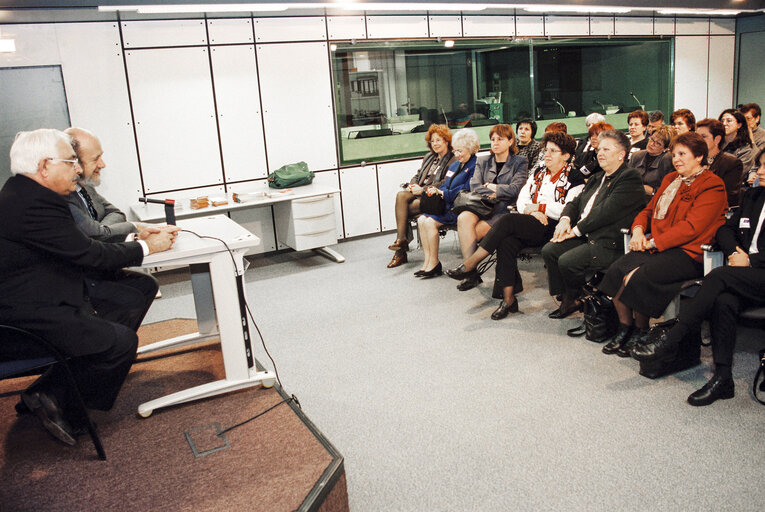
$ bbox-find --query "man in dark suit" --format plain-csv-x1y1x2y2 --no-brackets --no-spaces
635,149,765,406
0,129,178,445
696,118,744,208
542,130,646,318
65,127,160,333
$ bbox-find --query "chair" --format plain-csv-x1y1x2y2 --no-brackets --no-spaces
0,325,106,460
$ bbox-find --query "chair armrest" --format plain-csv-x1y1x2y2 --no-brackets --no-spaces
702,243,724,276
621,228,631,255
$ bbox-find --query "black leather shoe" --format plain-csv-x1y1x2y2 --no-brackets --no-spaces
413,269,427,277
457,274,482,291
602,324,634,355
617,329,648,358
633,324,683,362
419,262,442,279
548,298,582,319
21,390,76,446
446,264,477,281
491,299,519,320
687,375,734,406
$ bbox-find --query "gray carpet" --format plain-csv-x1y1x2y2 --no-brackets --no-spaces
145,233,765,512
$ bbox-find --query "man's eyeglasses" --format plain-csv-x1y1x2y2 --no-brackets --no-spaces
48,158,81,168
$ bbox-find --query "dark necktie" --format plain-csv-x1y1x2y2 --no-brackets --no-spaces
79,188,98,220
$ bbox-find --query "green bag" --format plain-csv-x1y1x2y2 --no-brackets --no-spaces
267,161,315,189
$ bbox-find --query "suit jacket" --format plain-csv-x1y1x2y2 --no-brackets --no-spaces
708,151,744,208
561,163,646,250
470,153,529,214
717,186,765,268
66,184,138,242
0,175,144,309
632,170,727,261
628,150,673,194
410,151,457,187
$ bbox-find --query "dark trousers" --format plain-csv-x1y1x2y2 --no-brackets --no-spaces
679,266,765,367
480,213,552,297
541,237,622,297
2,270,157,413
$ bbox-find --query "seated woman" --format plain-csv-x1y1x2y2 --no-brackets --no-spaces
671,109,696,134
598,131,727,357
696,118,744,208
628,125,676,198
516,118,541,173
446,132,584,319
416,128,481,278
634,149,765,406
541,130,646,319
719,109,756,176
454,124,528,290
628,109,650,154
572,121,613,183
387,124,457,268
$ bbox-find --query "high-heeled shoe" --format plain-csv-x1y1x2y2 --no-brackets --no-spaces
387,250,407,268
446,264,477,281
491,298,519,320
419,262,442,279
413,269,427,277
388,239,409,251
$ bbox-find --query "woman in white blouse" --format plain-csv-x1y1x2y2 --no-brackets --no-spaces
446,132,584,319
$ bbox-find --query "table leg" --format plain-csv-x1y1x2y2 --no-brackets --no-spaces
313,246,345,263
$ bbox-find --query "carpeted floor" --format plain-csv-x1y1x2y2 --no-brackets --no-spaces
0,319,347,512
143,232,765,512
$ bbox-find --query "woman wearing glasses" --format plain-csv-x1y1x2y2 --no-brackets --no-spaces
628,125,676,198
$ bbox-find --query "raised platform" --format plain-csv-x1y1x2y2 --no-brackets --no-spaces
0,319,348,512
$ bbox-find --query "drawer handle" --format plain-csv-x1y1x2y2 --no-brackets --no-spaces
300,229,336,237
294,195,331,204
297,213,334,221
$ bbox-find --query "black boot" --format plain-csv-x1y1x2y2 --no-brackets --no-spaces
616,328,648,358
602,324,634,355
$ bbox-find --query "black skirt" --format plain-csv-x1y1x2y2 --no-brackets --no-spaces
598,248,702,318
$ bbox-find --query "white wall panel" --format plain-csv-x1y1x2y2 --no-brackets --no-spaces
56,22,142,215
312,170,344,238
462,16,515,38
516,16,544,37
544,16,588,37
654,17,675,36
614,17,654,36
589,16,614,36
210,45,267,182
340,165,380,237
674,36,709,117
207,18,253,44
0,24,60,67
121,20,207,48
126,47,222,193
227,181,276,254
365,15,428,39
676,17,710,35
327,16,366,40
254,17,326,42
257,42,337,173
707,35,735,118
428,16,462,38
710,18,736,35
377,160,420,232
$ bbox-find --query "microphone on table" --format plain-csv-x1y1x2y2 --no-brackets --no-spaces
138,197,176,225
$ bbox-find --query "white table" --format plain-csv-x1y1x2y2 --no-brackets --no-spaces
130,182,344,263
134,215,276,417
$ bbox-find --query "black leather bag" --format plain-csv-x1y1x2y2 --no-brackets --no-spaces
419,192,446,215
452,190,497,218
567,287,618,342
754,349,765,405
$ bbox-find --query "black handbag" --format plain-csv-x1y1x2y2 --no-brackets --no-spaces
567,287,618,342
419,192,446,215
451,190,497,218
754,349,765,405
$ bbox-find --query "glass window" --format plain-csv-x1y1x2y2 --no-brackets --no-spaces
332,38,673,166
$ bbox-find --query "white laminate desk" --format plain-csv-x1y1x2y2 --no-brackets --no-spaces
130,182,344,263
134,215,276,417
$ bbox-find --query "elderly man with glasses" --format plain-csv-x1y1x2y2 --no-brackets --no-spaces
0,129,178,446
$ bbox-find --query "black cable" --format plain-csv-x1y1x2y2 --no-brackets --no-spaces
179,229,283,387
216,395,300,437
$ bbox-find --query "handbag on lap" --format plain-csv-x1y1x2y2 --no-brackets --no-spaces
451,190,497,218
419,193,446,215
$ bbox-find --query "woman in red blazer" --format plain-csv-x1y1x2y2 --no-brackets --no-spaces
597,132,728,357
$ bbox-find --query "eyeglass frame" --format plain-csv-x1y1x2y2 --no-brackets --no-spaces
48,158,81,168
